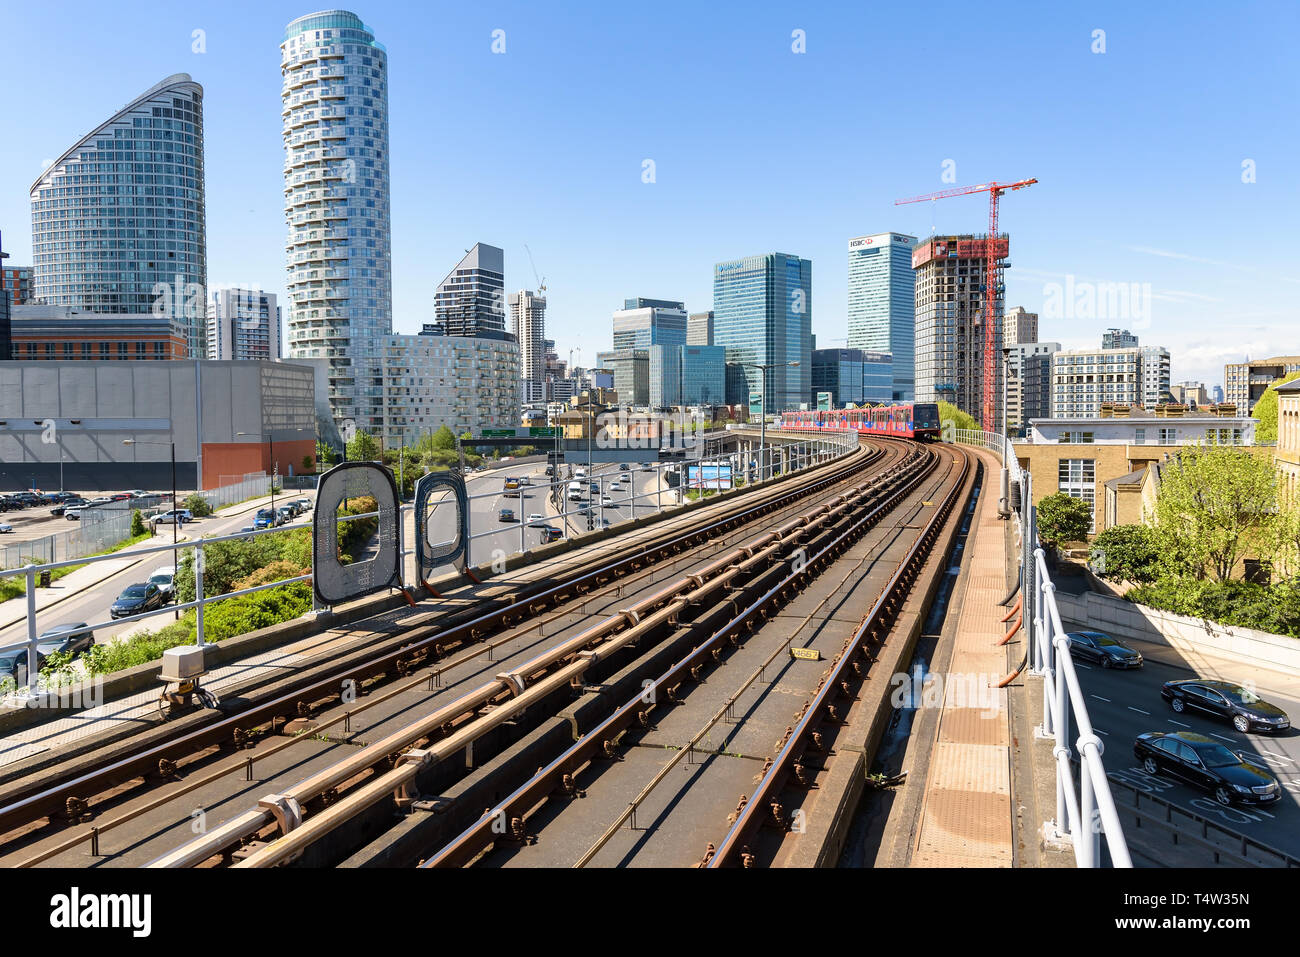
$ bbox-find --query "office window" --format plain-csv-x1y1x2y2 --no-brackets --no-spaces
1058,458,1097,534
1134,428,1145,445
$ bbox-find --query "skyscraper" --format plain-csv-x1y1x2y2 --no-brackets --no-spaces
282,10,392,434
612,299,687,350
687,311,714,345
913,234,1005,424
713,253,812,411
846,232,916,400
433,243,505,337
1003,305,1039,347
1102,328,1139,349
29,74,207,356
509,290,547,402
207,288,281,361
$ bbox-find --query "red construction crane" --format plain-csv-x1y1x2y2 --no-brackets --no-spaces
896,178,1037,432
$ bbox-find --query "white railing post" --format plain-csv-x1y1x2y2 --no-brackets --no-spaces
24,564,38,692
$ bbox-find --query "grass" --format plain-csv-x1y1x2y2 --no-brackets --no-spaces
0,530,155,602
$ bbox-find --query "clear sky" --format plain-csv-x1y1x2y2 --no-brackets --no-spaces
1,0,1295,389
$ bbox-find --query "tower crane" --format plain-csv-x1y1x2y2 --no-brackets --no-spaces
896,178,1037,431
523,243,547,295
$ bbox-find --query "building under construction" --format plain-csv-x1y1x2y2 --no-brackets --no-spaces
912,234,1007,426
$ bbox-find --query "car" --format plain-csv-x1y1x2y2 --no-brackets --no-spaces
1066,631,1143,669
0,496,17,512
50,497,88,516
1161,679,1290,733
151,509,192,526
517,476,531,486
600,495,614,506
502,487,521,498
544,466,555,477
574,468,587,479
87,497,113,506
1134,731,1281,806
0,522,11,534
498,508,517,523
294,498,313,513
600,518,612,529
0,647,33,687
64,508,84,521
148,566,176,601
35,622,96,662
640,463,653,471
110,582,165,619
527,513,545,525
539,526,563,544
276,506,297,524
110,493,132,502
254,508,279,530
618,463,631,471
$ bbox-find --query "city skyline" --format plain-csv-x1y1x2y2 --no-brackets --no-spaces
0,2,1295,393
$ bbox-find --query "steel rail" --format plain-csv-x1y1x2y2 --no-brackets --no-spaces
708,446,970,866
141,443,910,867
0,440,880,839
421,445,942,868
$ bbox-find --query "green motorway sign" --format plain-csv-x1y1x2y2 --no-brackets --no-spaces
481,429,516,437
529,427,559,437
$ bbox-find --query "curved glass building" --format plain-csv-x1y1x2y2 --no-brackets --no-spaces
29,74,207,356
282,10,392,435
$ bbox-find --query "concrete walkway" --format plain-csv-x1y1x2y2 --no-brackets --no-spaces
910,451,1015,867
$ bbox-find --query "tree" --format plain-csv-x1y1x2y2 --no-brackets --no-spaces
430,425,457,451
316,441,339,468
182,492,213,517
938,401,977,435
1151,445,1278,582
346,429,382,462
301,454,315,474
1035,493,1093,549
1090,524,1161,583
1252,371,1300,444
130,509,147,537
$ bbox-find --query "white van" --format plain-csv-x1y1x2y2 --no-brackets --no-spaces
567,480,586,501
574,467,588,479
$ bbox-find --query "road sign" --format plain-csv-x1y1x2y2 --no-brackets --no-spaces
481,429,515,437
817,391,832,411
749,391,763,418
529,427,559,437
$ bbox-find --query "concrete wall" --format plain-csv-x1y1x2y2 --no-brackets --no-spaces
1055,589,1300,676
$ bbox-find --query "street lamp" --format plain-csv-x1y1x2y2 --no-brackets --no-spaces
729,360,799,482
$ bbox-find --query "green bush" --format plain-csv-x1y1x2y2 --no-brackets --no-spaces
131,509,147,537
1036,493,1093,549
182,493,213,518
1091,524,1162,584
1127,577,1300,639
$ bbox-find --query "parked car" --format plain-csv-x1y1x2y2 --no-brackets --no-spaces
36,622,96,662
1134,731,1281,806
50,497,88,516
276,506,297,524
110,582,165,619
0,496,17,512
110,493,132,502
151,509,192,526
0,648,32,686
148,566,176,601
498,508,517,523
1161,679,1290,733
294,498,313,513
64,508,85,521
1066,631,1143,669
254,508,279,530
0,522,11,534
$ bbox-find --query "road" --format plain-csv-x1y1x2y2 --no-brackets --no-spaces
1065,633,1300,860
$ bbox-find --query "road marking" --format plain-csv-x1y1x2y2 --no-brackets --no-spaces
1261,750,1292,763
1090,694,1110,703
1253,808,1276,819
1168,720,1191,728
1095,727,1109,736
1128,707,1150,715
1283,782,1300,793
1075,663,1092,670
1211,733,1237,744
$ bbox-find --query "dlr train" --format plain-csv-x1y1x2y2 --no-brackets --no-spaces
779,402,942,441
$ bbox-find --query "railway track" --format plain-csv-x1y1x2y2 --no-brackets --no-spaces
0,435,921,867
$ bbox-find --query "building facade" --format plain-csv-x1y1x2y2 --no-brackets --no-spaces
1224,355,1300,414
1140,346,1172,409
282,10,393,435
847,232,916,400
29,74,207,356
1006,341,1061,433
378,332,520,447
811,348,865,408
8,306,188,361
206,288,281,361
862,350,893,404
1170,381,1211,408
433,242,505,338
1003,305,1038,347
0,360,316,491
596,348,650,407
2,266,34,306
687,310,714,345
1276,379,1300,500
1102,328,1139,349
1051,345,1171,418
912,234,1005,425
509,289,547,403
713,252,812,411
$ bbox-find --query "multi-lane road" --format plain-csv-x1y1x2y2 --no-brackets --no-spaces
1062,625,1300,859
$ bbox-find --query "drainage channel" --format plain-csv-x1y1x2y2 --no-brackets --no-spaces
836,462,984,867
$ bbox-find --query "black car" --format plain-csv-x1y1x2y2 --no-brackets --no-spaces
50,497,89,516
1134,731,1281,806
618,463,631,471
36,623,96,662
1066,630,1143,669
110,582,165,619
1161,679,1290,733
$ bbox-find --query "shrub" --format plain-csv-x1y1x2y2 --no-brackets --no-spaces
1091,524,1161,584
182,493,213,518
1127,577,1300,639
1036,493,1093,548
233,560,309,590
130,509,147,537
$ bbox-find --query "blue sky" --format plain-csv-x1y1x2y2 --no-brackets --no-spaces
1,0,1295,388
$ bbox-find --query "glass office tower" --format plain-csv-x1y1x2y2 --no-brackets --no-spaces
846,232,916,401
29,74,207,356
282,10,392,434
713,253,812,411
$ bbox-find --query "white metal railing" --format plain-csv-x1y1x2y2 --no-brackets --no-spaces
950,428,1131,867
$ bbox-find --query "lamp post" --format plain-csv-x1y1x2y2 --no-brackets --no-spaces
729,360,799,482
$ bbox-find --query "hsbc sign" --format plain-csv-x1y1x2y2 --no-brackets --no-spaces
848,234,915,249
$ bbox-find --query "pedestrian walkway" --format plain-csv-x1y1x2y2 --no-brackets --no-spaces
911,449,1014,867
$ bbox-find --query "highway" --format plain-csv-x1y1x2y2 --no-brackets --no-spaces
1063,637,1300,859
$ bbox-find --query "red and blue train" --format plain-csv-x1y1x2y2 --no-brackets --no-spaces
780,402,941,441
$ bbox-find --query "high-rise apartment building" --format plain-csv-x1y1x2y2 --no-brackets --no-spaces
912,234,1006,425
1003,306,1038,347
433,243,505,337
1170,382,1211,408
847,232,916,400
713,253,812,411
282,10,392,434
1102,328,1139,349
687,311,714,345
1224,356,1300,413
29,74,207,356
1005,342,1061,432
596,349,650,406
509,289,547,403
206,288,281,361
1051,345,1170,418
